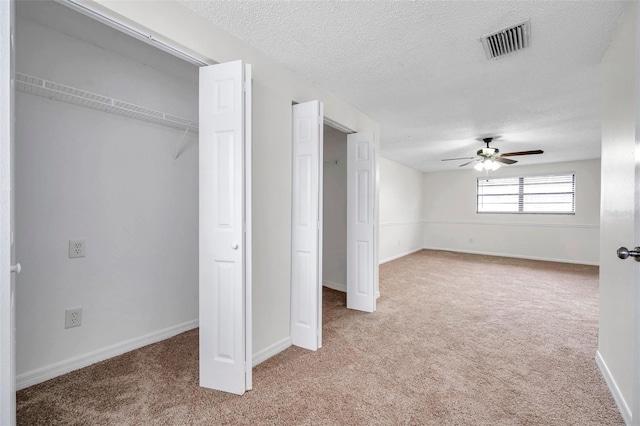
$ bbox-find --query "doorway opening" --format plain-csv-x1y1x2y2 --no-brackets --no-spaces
291,100,376,351
322,124,348,294
320,123,349,343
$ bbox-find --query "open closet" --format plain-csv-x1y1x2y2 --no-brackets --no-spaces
14,0,200,388
322,125,348,293
290,101,376,351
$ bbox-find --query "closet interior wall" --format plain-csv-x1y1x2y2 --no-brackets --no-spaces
15,1,199,386
322,125,348,292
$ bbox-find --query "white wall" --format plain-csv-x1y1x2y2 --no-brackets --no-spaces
322,125,347,291
379,157,424,263
15,3,199,387
423,159,601,265
597,3,636,422
86,0,381,359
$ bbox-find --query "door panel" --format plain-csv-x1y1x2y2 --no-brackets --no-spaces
633,6,640,423
243,64,252,390
199,60,251,395
291,101,322,351
347,132,376,312
599,5,638,423
0,0,15,423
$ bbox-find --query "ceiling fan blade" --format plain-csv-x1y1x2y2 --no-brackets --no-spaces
459,159,479,167
441,156,478,162
500,150,544,157
495,157,518,165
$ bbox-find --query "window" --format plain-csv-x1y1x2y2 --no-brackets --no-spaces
477,173,575,214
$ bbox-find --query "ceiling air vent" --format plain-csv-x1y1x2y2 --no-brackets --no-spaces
479,19,530,60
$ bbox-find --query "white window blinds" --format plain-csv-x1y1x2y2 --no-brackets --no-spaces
477,173,575,214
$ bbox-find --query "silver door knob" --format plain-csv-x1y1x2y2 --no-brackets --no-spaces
10,263,21,274
231,243,239,250
617,247,640,261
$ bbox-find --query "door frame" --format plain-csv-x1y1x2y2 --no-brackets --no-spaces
318,120,377,315
0,0,15,423
290,105,378,351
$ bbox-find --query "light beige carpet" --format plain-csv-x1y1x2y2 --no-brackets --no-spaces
17,250,623,425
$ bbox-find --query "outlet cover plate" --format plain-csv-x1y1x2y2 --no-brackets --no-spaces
69,239,85,258
65,307,82,329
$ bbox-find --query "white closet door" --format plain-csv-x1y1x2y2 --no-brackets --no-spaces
291,100,323,351
347,132,376,312
0,0,16,423
199,60,251,395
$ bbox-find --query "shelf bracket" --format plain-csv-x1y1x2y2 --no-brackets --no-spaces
175,127,190,160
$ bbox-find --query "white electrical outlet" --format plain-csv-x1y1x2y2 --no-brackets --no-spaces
69,239,85,258
65,307,82,329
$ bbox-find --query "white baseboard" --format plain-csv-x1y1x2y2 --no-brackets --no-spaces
252,336,291,367
17,319,198,390
379,247,424,265
595,351,631,424
422,246,599,266
323,280,346,293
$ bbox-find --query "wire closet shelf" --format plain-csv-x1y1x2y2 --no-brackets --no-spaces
15,72,199,133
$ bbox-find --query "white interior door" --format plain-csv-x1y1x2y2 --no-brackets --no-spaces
599,5,638,423
199,60,252,395
0,0,16,423
347,132,376,313
633,149,640,423
291,100,323,351
633,8,640,422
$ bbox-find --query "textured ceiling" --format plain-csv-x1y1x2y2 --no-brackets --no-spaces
180,0,628,172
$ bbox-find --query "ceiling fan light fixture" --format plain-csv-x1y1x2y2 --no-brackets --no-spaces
475,158,501,172
442,136,542,169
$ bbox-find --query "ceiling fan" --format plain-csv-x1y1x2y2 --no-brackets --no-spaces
441,137,544,171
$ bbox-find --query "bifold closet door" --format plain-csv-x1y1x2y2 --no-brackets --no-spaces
347,132,376,313
199,60,252,395
290,100,323,351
